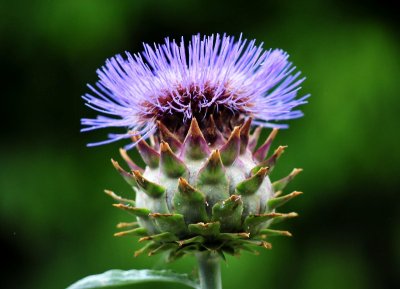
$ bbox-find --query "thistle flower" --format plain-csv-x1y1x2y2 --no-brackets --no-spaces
82,34,308,148
80,34,308,289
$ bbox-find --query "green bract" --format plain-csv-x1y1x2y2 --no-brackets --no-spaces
107,118,302,261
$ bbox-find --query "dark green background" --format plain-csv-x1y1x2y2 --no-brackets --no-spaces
1,0,399,288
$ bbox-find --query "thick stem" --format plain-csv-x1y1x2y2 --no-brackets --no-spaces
196,251,222,289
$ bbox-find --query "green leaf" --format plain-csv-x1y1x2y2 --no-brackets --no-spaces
67,269,200,289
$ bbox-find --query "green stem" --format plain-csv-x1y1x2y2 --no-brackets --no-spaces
196,251,222,289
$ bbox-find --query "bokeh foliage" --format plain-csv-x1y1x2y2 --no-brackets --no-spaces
1,0,399,288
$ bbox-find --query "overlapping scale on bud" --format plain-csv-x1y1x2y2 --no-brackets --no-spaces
107,118,302,261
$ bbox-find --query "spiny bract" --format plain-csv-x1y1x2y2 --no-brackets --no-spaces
107,117,302,261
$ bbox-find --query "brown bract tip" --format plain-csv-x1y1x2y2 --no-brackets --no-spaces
132,170,144,181
291,191,303,197
287,212,299,218
269,128,279,140
181,117,210,159
240,118,252,135
275,145,287,156
209,149,222,164
104,189,114,196
207,115,217,137
239,118,252,153
139,236,151,242
292,168,303,175
229,195,241,202
116,222,138,228
253,128,279,161
119,148,143,172
238,232,250,238
160,141,172,152
111,158,122,170
228,126,241,141
178,177,192,189
189,118,203,138
220,126,241,165
178,177,188,185
256,166,270,176
112,203,121,207
248,126,262,151
149,213,173,217
157,121,182,149
130,134,140,143
195,222,214,228
284,231,293,237
262,212,284,218
261,241,272,249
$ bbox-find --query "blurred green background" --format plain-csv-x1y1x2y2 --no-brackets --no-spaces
1,0,399,288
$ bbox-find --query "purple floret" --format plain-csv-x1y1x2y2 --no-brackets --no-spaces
81,34,309,148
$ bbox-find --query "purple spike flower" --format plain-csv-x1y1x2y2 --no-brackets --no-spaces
82,34,309,148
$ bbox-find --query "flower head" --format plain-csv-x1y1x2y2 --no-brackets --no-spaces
82,34,309,148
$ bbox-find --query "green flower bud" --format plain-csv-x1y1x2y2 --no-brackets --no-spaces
109,118,302,260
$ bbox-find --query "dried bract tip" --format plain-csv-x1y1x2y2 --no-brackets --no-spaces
273,168,303,192
104,189,135,205
112,203,151,218
253,128,279,162
131,135,160,168
197,150,225,184
270,212,299,225
259,229,292,237
132,170,166,198
253,145,287,174
220,126,241,166
182,118,210,160
160,141,187,178
236,167,269,195
248,126,262,152
239,118,252,154
157,121,182,152
114,227,147,237
267,191,303,211
119,148,143,172
111,159,137,187
116,222,138,229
